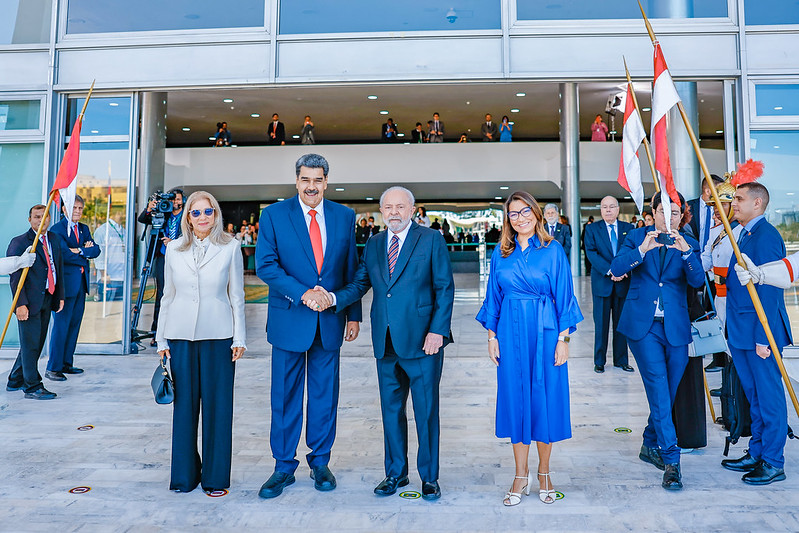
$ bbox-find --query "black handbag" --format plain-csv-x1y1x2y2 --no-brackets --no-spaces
151,354,174,405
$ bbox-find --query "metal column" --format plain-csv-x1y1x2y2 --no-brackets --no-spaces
559,82,581,276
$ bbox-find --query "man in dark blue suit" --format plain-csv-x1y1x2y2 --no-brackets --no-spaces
611,192,704,491
721,182,792,485
255,154,362,499
46,195,100,380
6,205,65,400
544,203,572,259
584,196,634,373
327,186,454,501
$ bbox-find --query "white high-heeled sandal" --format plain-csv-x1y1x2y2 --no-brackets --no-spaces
538,472,555,504
503,472,533,506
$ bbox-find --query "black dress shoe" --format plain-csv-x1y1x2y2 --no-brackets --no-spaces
594,365,605,374
62,366,84,375
639,445,665,471
710,388,721,398
374,475,409,496
45,370,66,381
310,465,336,491
24,387,57,400
615,364,635,373
258,471,295,499
721,452,759,472
742,460,786,485
662,463,683,490
704,361,723,373
421,480,441,501
6,383,23,392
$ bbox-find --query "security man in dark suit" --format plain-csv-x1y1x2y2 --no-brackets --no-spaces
584,196,634,373
267,113,286,145
543,203,572,258
325,186,455,501
46,195,100,380
6,205,65,400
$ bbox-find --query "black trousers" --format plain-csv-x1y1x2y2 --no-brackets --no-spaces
150,254,165,332
168,338,235,492
7,293,52,393
592,287,628,367
377,331,443,482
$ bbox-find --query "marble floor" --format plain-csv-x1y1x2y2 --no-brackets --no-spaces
1,274,798,532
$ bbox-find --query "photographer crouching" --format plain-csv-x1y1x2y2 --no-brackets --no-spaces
138,187,184,346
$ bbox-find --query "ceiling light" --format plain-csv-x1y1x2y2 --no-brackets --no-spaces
466,101,470,105
379,110,389,115
335,188,345,192
499,186,509,190
508,121,514,125
516,92,526,97
367,95,378,100
109,102,119,107
624,196,632,199
208,136,215,141
774,145,780,149
510,108,520,113
642,107,651,112
90,130,99,134
223,98,233,103
365,197,374,201
494,196,502,200
251,113,260,118
715,130,723,134
182,127,190,131
277,198,285,201
397,133,405,137
774,106,784,110
292,135,300,139
787,192,795,196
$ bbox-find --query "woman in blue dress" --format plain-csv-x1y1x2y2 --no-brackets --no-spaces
477,191,583,506
499,115,513,142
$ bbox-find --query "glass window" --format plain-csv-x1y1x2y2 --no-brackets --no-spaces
66,0,264,34
0,100,41,131
517,0,727,21
67,97,131,137
0,142,45,347
279,0,501,34
0,0,51,44
744,0,799,25
755,85,799,116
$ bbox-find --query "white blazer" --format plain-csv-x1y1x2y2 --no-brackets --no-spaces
156,236,246,351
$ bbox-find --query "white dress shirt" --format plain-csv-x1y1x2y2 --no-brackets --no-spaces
298,197,327,254
386,221,413,256
605,220,618,276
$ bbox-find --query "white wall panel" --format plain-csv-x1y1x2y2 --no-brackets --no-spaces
277,38,502,81
746,33,799,74
56,43,271,89
0,51,50,89
510,34,739,78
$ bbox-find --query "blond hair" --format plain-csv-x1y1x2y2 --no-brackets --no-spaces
176,190,232,252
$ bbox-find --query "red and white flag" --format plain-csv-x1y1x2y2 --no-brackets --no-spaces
52,118,82,237
618,83,646,214
650,43,682,230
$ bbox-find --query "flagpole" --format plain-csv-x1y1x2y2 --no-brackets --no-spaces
638,2,799,417
0,80,96,351
623,58,660,195
102,160,111,318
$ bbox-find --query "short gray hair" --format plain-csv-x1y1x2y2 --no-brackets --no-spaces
295,153,329,177
380,186,415,208
544,203,559,213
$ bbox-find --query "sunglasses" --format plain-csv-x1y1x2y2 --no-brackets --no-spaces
189,208,215,218
507,206,533,221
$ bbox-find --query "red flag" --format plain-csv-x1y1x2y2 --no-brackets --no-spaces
52,118,82,193
651,43,682,212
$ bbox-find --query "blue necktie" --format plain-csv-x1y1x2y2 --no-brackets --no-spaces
702,204,711,251
610,224,618,255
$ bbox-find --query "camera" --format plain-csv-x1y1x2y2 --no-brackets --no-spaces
656,232,675,246
148,191,176,229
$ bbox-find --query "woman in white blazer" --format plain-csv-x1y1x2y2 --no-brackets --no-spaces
156,190,246,494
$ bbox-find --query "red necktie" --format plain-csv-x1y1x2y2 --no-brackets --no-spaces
308,210,323,273
40,236,55,294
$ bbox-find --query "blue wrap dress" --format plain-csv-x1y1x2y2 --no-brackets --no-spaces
476,236,583,444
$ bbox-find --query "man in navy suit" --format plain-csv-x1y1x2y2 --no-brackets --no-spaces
46,195,100,380
721,182,792,485
267,113,286,145
255,154,362,498
544,203,572,259
6,205,65,400
611,192,704,491
584,196,634,373
323,186,455,501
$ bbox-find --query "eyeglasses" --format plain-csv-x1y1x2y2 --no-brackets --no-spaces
507,206,533,221
189,208,215,218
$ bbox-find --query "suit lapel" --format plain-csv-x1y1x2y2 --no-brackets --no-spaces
375,231,390,285
289,196,317,272
321,201,337,275
388,225,421,289
598,221,612,255
198,241,222,269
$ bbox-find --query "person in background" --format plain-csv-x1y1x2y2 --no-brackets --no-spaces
457,133,469,143
415,207,431,228
581,216,594,275
543,204,572,259
381,118,399,142
636,220,645,228
225,223,236,236
428,113,444,143
591,114,608,142
214,122,231,147
368,216,380,236
499,116,513,142
93,212,126,302
643,211,655,226
477,190,583,506
485,224,501,244
300,116,315,145
481,114,499,142
268,113,286,146
355,218,370,257
411,123,427,144
157,190,246,494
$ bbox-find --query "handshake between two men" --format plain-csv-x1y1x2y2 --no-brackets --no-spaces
302,286,360,342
